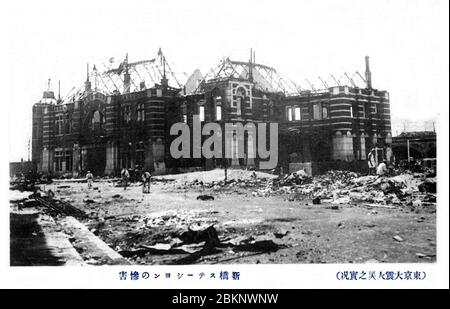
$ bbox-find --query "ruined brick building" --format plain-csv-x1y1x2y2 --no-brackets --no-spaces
32,50,392,176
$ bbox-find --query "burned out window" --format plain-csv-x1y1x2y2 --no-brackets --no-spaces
234,87,246,114
65,151,73,172
322,104,328,119
313,104,321,120
269,101,274,117
121,145,132,169
287,107,293,121
216,106,222,121
123,106,131,123
181,102,187,123
137,103,145,122
236,87,246,97
54,151,64,171
135,142,145,167
215,96,222,121
294,107,301,121
199,105,205,122
91,110,104,131
56,115,64,135
66,115,73,134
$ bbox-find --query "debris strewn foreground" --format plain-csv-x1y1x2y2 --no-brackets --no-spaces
10,168,437,265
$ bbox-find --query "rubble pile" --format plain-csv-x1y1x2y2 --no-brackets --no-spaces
253,170,358,199
9,174,52,192
253,170,437,207
272,169,312,186
10,189,87,217
97,209,220,232
180,175,271,191
95,209,285,264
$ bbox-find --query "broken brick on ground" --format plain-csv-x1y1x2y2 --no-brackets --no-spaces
10,168,436,265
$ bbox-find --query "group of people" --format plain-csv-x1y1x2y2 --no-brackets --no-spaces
120,168,152,193
121,168,152,193
85,168,152,193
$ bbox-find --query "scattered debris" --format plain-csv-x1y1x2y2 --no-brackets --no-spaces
119,246,189,257
393,235,404,242
47,189,55,199
418,179,437,193
312,197,321,205
233,240,281,253
10,167,435,266
178,225,220,245
332,197,350,205
363,203,398,209
196,195,215,201
273,170,311,186
273,231,289,239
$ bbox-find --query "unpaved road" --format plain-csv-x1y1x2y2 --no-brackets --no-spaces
33,176,436,265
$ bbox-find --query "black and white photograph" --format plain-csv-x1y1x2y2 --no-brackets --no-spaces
1,0,448,289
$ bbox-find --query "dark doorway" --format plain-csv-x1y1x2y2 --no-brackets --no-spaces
85,146,106,175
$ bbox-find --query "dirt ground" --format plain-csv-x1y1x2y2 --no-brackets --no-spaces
27,169,436,265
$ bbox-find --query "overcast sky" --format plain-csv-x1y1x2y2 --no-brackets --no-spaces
4,0,449,161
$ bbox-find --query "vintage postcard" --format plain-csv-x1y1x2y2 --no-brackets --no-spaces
2,0,448,290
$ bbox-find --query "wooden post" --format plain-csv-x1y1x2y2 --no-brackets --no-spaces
407,139,410,162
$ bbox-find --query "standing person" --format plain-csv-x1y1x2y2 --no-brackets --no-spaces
121,168,130,190
142,170,151,193
376,160,388,176
86,171,94,189
367,148,376,175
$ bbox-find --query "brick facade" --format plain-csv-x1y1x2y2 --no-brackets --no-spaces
32,57,392,176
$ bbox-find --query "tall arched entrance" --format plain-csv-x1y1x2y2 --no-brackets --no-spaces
80,103,107,175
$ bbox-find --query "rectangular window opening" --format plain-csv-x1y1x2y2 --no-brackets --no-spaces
294,107,301,121
199,106,205,122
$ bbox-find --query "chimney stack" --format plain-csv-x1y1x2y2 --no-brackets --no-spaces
123,53,131,93
249,48,253,82
85,63,92,92
365,56,372,89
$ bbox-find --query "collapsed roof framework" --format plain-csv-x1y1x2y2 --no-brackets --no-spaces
64,49,184,102
191,57,302,95
60,49,371,102
306,71,367,93
190,55,369,96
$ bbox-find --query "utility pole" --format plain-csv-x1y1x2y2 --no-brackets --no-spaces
407,139,411,162
28,139,31,162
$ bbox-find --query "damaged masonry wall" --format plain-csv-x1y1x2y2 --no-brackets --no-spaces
32,54,392,177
